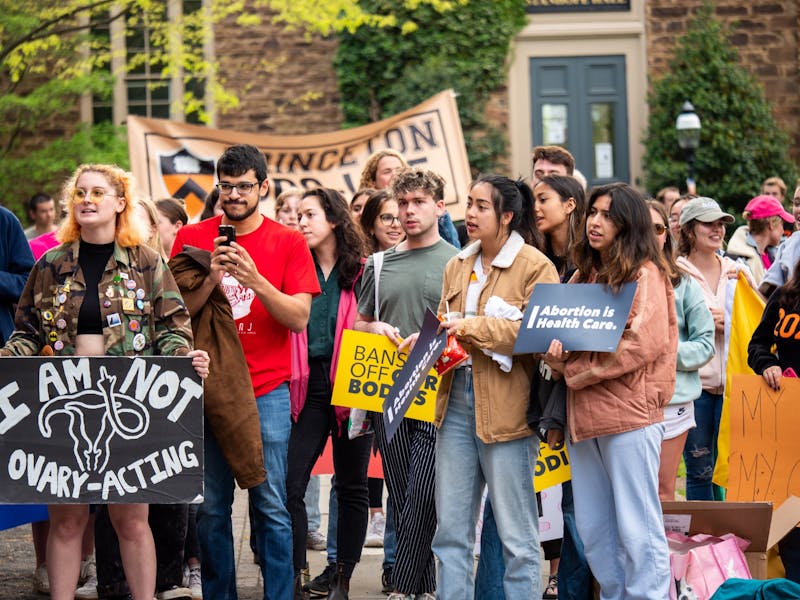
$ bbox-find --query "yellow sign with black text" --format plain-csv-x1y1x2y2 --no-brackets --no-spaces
534,442,572,492
331,330,438,422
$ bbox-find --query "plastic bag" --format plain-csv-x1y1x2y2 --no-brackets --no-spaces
347,408,373,440
668,532,751,600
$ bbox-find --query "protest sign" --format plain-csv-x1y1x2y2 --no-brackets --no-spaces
538,484,564,543
534,441,571,492
382,310,446,443
514,282,637,353
0,356,203,504
331,330,438,422
726,374,800,505
127,90,470,221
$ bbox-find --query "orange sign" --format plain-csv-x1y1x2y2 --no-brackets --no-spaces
726,374,800,504
127,90,471,221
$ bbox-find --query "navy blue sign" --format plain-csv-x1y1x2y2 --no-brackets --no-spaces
514,282,637,353
382,309,446,443
0,356,203,504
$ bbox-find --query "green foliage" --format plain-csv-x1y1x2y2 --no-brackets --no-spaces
0,122,128,221
643,1,797,214
333,0,527,175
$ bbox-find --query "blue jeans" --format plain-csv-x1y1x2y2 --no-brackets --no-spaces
683,390,724,501
433,369,541,599
306,476,321,532
475,482,593,600
198,384,293,600
326,477,337,563
568,424,669,600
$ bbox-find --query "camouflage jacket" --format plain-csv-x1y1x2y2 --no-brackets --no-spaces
4,240,193,357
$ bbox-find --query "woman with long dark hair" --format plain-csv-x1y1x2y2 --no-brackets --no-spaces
286,188,372,599
432,174,558,598
359,189,404,253
544,183,676,599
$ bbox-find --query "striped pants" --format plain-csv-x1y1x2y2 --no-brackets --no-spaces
375,416,437,595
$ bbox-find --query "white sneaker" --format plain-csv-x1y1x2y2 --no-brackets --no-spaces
32,564,49,594
364,512,386,547
75,557,98,599
306,529,327,551
182,564,202,599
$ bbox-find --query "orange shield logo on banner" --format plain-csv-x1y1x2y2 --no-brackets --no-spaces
158,147,216,218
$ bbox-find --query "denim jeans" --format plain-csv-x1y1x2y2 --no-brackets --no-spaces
568,424,669,600
683,390,724,500
474,498,505,600
306,476,321,532
433,368,541,599
198,384,293,600
326,477,337,562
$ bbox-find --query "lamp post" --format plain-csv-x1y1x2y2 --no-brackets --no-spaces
676,100,701,195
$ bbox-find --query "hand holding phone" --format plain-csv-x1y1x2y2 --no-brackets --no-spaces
218,224,236,246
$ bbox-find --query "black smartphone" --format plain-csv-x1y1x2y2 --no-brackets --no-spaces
218,224,236,246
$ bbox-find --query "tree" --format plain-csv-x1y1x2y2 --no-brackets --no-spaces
0,0,449,218
334,0,527,175
642,1,797,214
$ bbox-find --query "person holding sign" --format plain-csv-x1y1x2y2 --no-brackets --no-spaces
286,188,373,599
675,197,758,501
647,201,715,502
543,183,677,600
748,258,800,582
432,174,558,599
1,164,210,600
354,167,458,600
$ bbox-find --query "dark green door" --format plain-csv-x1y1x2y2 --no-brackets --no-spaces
530,56,629,187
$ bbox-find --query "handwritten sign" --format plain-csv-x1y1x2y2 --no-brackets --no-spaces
0,356,203,504
331,330,438,422
382,310,446,443
726,374,800,504
514,282,637,353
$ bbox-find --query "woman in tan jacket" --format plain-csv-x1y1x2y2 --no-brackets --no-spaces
431,174,558,599
544,183,677,600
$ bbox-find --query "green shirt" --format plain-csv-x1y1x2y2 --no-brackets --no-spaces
358,239,457,336
308,262,341,359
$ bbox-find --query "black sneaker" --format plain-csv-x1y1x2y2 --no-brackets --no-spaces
303,563,335,597
381,566,393,594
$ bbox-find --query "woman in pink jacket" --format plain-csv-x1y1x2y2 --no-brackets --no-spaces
544,182,677,600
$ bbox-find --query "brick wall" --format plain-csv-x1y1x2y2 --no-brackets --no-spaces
646,0,800,162
213,10,344,135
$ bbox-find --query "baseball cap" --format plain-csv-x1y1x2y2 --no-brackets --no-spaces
678,197,735,226
744,195,794,223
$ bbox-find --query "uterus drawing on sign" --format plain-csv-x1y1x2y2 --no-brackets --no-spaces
38,366,149,474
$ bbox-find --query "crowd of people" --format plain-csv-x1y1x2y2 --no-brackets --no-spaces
1,144,799,600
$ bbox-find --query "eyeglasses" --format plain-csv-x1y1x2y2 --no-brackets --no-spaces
72,188,118,203
216,181,259,195
654,223,667,235
378,213,401,225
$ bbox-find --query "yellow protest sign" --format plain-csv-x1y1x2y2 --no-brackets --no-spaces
331,330,437,422
726,374,800,505
534,442,571,492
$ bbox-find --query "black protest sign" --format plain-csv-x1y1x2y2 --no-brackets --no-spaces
382,309,446,443
514,282,637,353
0,356,203,504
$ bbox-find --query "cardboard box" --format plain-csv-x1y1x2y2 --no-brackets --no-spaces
661,496,800,579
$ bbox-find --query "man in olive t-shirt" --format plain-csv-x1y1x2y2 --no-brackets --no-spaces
355,168,457,598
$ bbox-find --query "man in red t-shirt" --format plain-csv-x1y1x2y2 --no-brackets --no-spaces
171,144,319,600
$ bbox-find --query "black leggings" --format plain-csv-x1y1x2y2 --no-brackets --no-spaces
286,357,372,577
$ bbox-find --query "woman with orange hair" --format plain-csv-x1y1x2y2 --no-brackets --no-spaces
2,164,209,600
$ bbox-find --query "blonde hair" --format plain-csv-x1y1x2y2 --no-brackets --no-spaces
275,187,303,215
358,150,408,189
57,164,143,248
136,196,167,259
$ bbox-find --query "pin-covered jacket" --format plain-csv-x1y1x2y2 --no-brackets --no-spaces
3,241,192,357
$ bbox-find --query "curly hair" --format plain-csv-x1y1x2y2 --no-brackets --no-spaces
573,183,671,292
301,188,367,289
389,167,446,202
57,164,143,247
358,150,408,190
